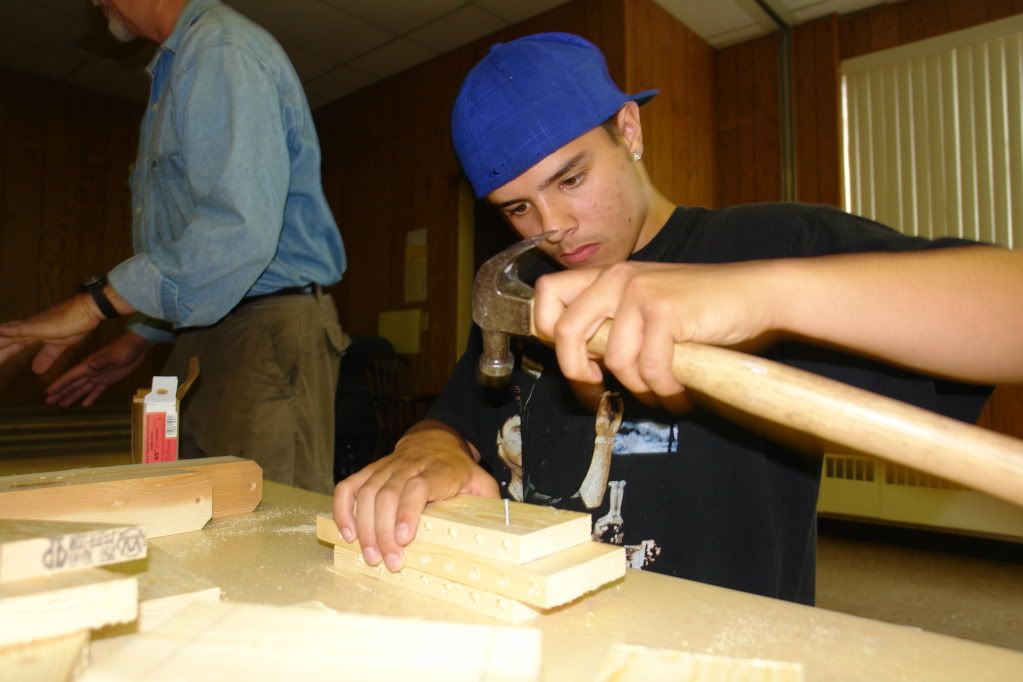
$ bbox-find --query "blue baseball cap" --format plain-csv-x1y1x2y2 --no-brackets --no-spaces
452,32,658,198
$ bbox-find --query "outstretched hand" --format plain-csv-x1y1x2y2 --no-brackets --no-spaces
333,420,499,572
532,260,778,407
46,331,153,407
0,295,107,374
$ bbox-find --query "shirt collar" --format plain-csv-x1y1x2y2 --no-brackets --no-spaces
145,0,219,76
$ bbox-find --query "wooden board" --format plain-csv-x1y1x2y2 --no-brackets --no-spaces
102,547,221,634
595,644,805,681
0,568,137,646
0,456,262,519
105,456,262,518
332,544,541,624
412,495,592,563
0,629,90,682
0,519,147,583
82,600,542,682
318,513,625,609
0,470,212,539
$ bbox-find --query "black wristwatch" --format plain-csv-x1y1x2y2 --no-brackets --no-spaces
80,273,120,319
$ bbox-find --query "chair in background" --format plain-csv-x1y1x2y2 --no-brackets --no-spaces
365,353,417,459
333,335,392,482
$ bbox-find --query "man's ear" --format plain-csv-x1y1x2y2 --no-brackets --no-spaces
614,102,643,157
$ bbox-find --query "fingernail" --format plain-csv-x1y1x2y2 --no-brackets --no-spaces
384,552,403,572
363,546,382,565
395,523,409,544
339,526,354,543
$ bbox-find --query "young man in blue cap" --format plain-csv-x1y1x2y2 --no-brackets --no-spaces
335,33,1019,603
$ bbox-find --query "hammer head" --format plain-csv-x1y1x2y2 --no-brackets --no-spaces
472,232,553,385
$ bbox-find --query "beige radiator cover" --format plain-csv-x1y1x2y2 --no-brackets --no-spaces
818,453,1023,542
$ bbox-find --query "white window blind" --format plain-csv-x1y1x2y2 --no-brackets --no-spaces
841,15,1023,248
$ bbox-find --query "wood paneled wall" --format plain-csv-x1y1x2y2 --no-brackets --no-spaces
714,35,780,207
839,0,1023,60
316,0,716,395
624,0,716,206
793,16,841,206
0,68,169,407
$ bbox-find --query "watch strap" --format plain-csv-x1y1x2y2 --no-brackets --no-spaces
81,274,120,319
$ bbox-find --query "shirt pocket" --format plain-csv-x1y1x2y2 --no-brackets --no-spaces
148,152,194,238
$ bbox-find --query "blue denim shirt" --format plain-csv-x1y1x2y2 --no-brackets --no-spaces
108,0,345,340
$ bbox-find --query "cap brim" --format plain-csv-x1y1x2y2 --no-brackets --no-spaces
630,88,659,106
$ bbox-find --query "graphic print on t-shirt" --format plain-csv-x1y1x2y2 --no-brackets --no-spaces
613,420,680,455
494,369,668,570
496,390,623,508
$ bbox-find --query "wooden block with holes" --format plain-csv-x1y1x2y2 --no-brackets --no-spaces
0,519,147,583
404,495,592,563
0,469,212,539
0,456,262,520
317,495,625,621
317,513,624,610
331,545,542,623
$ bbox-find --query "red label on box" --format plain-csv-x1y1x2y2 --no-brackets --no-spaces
144,411,178,463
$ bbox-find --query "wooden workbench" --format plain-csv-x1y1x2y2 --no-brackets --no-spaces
98,482,1023,681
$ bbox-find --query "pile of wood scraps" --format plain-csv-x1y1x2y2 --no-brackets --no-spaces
0,456,261,681
316,495,627,623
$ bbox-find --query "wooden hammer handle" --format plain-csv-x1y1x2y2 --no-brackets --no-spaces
584,320,1023,508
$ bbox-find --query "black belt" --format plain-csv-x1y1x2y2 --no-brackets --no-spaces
234,284,316,310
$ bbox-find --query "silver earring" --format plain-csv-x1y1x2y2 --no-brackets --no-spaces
631,151,642,162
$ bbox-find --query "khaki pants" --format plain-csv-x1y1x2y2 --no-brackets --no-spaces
164,288,349,495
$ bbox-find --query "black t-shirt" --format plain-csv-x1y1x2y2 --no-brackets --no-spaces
427,204,991,605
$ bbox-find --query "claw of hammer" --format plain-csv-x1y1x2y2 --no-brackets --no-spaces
472,232,556,385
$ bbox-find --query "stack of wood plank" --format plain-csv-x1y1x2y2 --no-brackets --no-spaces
316,495,627,623
0,456,261,681
0,519,145,680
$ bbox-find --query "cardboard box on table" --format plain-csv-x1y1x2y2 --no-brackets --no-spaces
131,358,199,464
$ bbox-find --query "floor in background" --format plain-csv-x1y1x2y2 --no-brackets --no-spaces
816,518,1023,653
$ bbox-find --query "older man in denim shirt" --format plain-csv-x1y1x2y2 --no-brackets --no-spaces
0,0,348,494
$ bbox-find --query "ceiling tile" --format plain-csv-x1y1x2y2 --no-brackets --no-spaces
0,0,900,109
408,5,507,53
349,38,437,79
2,0,97,47
780,0,890,24
277,42,334,82
0,33,84,83
324,0,465,35
707,23,774,48
303,64,377,109
657,0,773,42
474,0,569,24
228,0,393,62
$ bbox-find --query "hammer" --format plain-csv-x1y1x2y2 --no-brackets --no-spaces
473,234,1023,508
